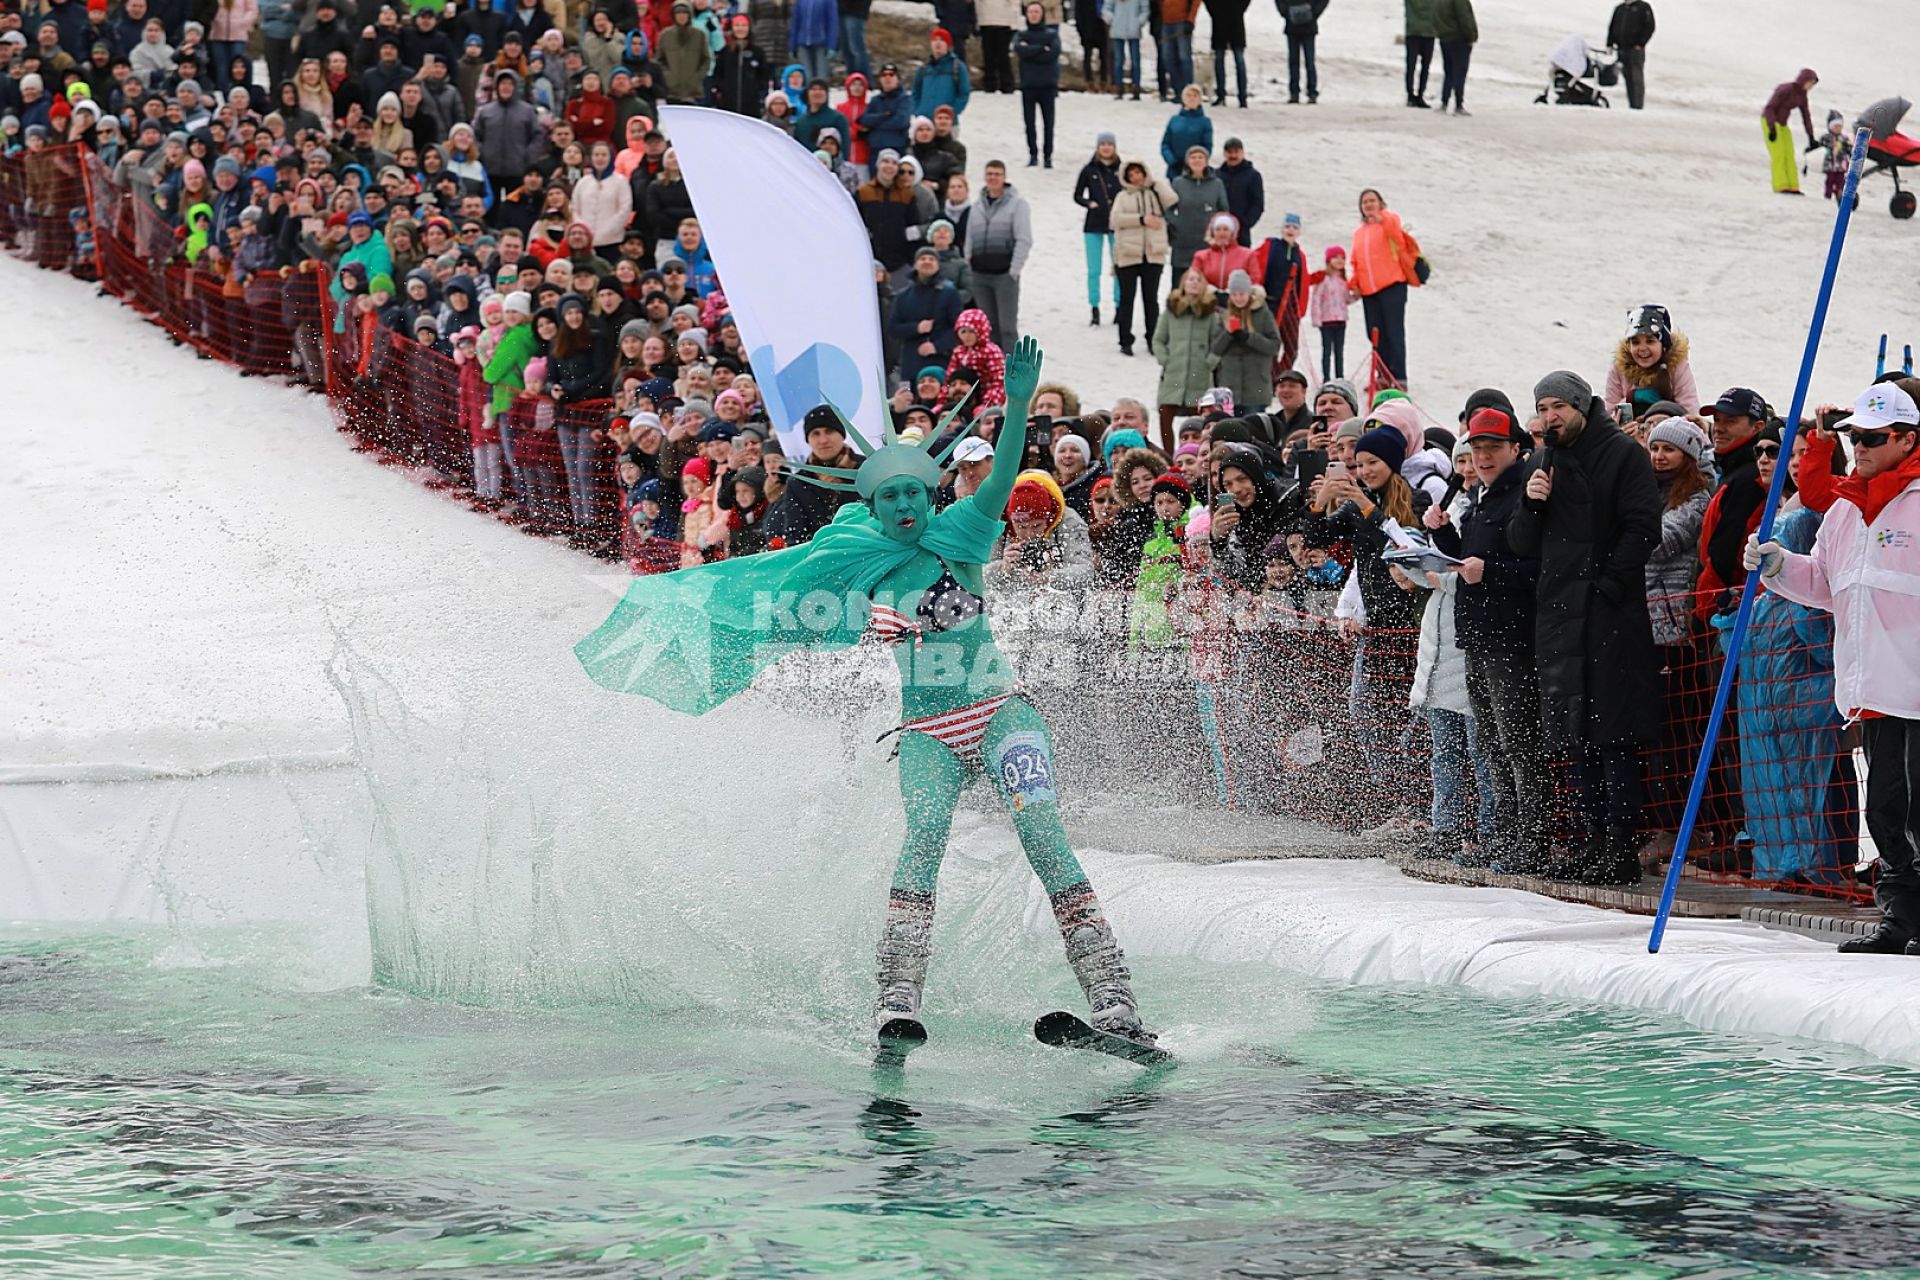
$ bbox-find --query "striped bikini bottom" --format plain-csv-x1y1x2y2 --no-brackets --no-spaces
886,692,1018,763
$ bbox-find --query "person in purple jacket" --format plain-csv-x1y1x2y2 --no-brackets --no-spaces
1762,67,1819,194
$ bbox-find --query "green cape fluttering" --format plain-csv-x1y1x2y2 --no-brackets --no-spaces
575,496,1004,715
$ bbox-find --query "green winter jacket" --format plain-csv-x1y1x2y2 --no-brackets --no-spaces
330,232,395,332
484,319,541,415
1404,0,1438,38
183,202,213,263
1432,0,1476,43
658,23,714,102
1207,286,1281,414
1151,289,1217,409
1130,519,1185,651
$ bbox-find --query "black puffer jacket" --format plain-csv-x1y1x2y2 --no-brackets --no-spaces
764,446,863,546
1060,462,1107,523
1073,153,1122,235
1505,397,1663,750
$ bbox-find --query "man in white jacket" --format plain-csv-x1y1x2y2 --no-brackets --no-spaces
1748,381,1920,955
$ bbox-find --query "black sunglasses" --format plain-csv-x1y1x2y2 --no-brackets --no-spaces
1753,444,1780,458
1847,427,1914,449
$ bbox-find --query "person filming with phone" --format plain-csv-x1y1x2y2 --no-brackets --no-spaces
1302,425,1431,831
1746,381,1920,956
1208,444,1297,590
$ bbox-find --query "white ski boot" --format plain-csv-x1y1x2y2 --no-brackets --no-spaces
873,889,934,1033
1052,882,1157,1046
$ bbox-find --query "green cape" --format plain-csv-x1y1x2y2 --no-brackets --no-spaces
575,495,1004,715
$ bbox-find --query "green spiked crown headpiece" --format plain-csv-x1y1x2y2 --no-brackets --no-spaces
785,376,979,500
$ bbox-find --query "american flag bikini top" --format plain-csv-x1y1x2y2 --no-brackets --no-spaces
866,568,986,649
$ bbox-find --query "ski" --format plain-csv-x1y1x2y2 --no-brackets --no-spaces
876,1017,928,1055
1033,1011,1173,1066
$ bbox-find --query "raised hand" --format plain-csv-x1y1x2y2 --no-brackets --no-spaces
1003,334,1044,408
976,336,1046,517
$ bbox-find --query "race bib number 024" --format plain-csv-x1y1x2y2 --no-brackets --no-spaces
992,731,1057,810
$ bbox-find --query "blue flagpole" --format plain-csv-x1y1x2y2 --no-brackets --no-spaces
1648,127,1873,953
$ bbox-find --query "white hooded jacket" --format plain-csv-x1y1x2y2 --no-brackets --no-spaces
1768,475,1920,720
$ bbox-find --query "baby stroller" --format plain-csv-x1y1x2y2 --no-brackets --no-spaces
1535,34,1619,108
1857,96,1918,220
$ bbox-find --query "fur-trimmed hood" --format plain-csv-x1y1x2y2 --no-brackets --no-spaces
1612,331,1691,390
1168,286,1218,317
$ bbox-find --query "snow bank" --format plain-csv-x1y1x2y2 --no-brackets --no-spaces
0,264,622,776
1046,852,1920,1066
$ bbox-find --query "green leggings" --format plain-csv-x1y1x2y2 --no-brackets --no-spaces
891,697,1088,897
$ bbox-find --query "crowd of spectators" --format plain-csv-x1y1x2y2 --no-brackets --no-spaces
6,0,1917,950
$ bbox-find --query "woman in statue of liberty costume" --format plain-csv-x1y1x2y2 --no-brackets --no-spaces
576,337,1156,1051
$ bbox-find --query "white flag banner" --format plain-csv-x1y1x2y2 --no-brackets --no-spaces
659,105,886,459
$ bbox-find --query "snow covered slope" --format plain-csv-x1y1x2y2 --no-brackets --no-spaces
891,0,1920,417
0,266,621,775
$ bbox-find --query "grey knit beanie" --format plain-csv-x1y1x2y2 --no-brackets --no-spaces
1319,377,1361,418
1648,417,1709,467
1532,370,1593,409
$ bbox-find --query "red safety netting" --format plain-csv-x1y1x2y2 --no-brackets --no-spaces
1638,598,1868,899
1186,572,1872,901
1364,328,1402,400
13,141,1875,905
27,142,648,559
0,144,96,276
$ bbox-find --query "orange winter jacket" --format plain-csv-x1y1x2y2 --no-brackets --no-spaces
1160,0,1202,24
1349,209,1412,297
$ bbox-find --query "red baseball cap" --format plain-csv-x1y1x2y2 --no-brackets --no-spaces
1465,407,1517,441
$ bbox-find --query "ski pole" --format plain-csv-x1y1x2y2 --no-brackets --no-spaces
1905,344,1913,376
1648,126,1873,953
1876,334,1888,377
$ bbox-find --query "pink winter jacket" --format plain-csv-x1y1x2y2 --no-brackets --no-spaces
1768,473,1920,719
1365,397,1452,504
208,0,259,42
1308,269,1353,328
571,169,634,249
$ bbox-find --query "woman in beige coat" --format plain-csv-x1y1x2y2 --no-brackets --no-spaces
1108,159,1177,358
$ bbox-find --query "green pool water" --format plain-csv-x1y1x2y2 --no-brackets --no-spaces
3,926,1918,1279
